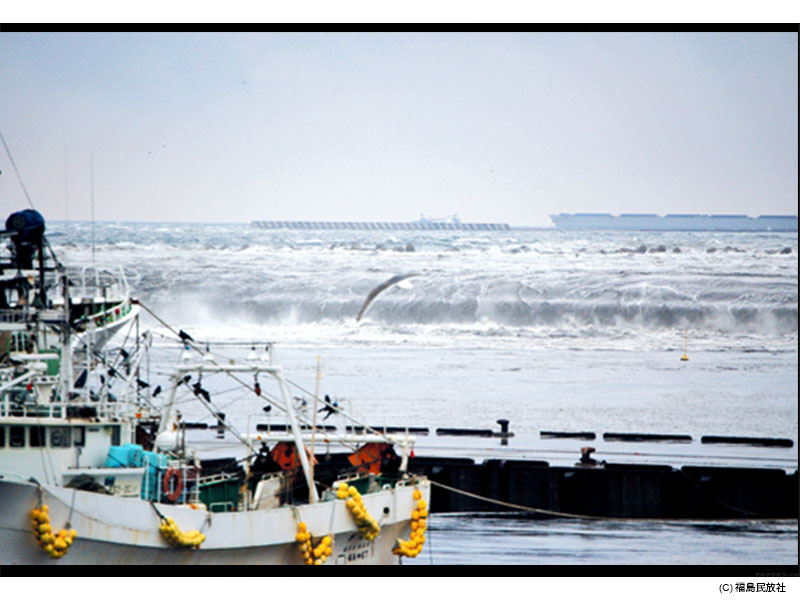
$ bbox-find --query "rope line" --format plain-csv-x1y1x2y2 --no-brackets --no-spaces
66,488,77,528
149,500,167,521
429,478,780,522
430,480,606,520
676,468,767,518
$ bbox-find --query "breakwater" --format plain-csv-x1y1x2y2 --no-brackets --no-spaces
407,457,797,519
251,220,510,231
405,428,797,518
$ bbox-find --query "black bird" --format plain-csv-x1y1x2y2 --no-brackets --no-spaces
152,385,162,398
178,329,194,343
193,382,210,402
318,395,339,420
262,405,272,414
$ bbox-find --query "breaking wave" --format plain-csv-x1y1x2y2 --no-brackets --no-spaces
51,223,798,342
139,278,797,336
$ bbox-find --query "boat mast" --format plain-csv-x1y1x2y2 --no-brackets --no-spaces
158,372,181,436
274,368,319,503
309,355,321,503
61,271,73,403
156,338,320,502
90,154,96,267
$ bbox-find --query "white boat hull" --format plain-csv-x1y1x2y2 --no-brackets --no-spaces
71,303,140,353
0,477,429,565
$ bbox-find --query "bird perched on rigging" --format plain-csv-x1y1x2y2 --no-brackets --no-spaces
319,395,339,420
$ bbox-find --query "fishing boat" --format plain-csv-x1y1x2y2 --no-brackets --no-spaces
0,209,430,565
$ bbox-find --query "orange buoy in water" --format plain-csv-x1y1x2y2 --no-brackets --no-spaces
680,330,689,361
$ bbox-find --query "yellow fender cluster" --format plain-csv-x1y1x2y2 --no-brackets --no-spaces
30,504,77,559
392,489,428,558
295,522,333,565
158,517,205,549
337,483,380,540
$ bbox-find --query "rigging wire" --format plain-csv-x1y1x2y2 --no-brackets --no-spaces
135,299,411,454
0,128,36,210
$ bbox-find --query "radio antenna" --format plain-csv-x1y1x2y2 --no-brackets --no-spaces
90,153,96,266
64,146,69,221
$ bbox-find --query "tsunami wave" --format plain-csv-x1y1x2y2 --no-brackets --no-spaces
50,222,798,345
138,278,797,335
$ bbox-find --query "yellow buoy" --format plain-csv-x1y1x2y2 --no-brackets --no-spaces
393,492,429,558
680,329,689,361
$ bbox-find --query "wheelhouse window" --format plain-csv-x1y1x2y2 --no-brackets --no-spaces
111,425,121,446
73,426,85,447
30,426,46,447
50,427,72,448
9,426,25,447
0,426,5,447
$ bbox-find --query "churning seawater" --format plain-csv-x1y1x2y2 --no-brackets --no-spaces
47,221,798,565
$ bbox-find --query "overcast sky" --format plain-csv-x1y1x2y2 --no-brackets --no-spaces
0,32,797,226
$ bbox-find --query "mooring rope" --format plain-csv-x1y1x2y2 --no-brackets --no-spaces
429,480,606,520
66,488,77,528
676,468,767,518
430,477,776,521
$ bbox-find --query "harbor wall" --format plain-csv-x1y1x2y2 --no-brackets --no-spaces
406,457,798,519
304,451,797,519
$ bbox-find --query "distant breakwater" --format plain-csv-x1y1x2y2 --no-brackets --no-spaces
252,220,510,231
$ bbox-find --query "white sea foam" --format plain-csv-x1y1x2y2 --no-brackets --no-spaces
53,224,797,350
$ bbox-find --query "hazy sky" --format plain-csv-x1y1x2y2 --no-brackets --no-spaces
1,32,797,226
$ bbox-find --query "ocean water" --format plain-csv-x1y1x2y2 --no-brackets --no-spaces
47,221,798,565
422,515,798,566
